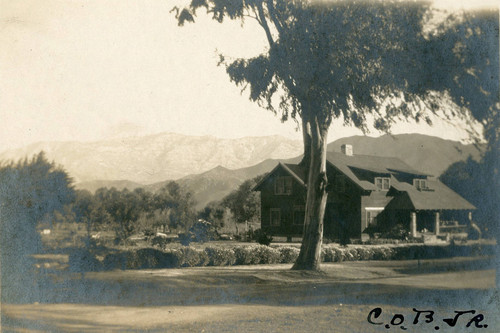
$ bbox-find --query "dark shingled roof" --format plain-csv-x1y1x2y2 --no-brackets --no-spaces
326,152,429,191
253,151,475,211
389,181,476,210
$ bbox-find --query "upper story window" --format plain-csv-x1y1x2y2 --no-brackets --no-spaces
375,177,390,191
413,179,428,190
275,176,293,195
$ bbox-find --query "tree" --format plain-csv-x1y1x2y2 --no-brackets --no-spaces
198,200,226,230
0,152,74,302
155,181,197,231
222,174,264,225
174,1,497,270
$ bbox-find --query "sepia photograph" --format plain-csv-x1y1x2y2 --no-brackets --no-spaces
1,0,499,331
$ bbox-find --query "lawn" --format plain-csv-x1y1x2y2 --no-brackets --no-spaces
1,256,498,332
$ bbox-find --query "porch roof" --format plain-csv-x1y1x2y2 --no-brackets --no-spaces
388,181,476,211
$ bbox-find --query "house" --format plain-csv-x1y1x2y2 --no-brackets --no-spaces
253,144,476,241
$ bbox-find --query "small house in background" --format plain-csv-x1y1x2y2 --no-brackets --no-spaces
253,144,476,241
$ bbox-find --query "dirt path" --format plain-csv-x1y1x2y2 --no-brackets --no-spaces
2,258,498,332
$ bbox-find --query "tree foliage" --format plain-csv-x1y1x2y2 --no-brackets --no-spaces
174,0,498,269
0,152,74,302
222,174,265,224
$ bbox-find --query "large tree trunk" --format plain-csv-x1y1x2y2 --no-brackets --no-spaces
292,116,329,271
300,117,312,167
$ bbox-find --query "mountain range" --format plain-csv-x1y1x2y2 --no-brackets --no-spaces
0,133,483,210
0,133,303,184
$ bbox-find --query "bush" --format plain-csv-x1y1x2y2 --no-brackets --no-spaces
178,233,192,246
254,245,281,264
253,229,273,246
381,224,410,240
321,247,344,262
205,246,236,266
178,247,209,267
372,247,394,260
68,248,101,272
136,248,170,268
278,246,300,263
103,251,135,270
190,219,218,243
234,246,260,265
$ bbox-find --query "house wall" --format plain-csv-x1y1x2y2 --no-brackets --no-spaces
325,167,363,240
259,167,307,236
360,191,394,234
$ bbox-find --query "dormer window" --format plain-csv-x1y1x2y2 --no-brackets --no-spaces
375,177,390,191
275,176,293,195
414,179,427,190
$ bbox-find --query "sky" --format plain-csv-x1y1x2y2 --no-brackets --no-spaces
1,0,497,151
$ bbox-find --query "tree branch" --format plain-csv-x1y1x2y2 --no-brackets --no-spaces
266,0,285,36
256,2,274,47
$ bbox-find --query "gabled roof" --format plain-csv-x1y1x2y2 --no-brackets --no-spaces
252,162,306,191
253,151,475,211
325,152,428,191
327,152,429,177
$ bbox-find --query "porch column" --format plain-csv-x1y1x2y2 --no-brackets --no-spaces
410,211,417,238
434,211,440,235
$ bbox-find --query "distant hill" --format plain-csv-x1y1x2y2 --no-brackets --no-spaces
327,134,483,177
75,180,143,193
161,157,300,209
0,132,303,184
143,134,483,209
10,133,481,210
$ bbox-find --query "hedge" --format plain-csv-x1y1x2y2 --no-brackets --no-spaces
70,243,496,271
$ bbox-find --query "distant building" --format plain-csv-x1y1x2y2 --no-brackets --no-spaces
253,144,475,241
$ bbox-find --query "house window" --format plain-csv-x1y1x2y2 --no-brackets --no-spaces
293,205,305,225
375,177,390,191
365,208,384,228
413,179,427,190
270,208,281,226
366,211,379,226
275,176,293,195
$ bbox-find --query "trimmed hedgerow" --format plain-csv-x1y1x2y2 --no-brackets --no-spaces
77,242,494,272
278,246,300,263
254,245,281,264
234,246,260,265
176,247,209,267
205,246,236,266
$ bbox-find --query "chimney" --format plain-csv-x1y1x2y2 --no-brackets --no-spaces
341,144,353,156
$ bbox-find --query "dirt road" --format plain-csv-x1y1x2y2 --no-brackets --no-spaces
2,257,498,332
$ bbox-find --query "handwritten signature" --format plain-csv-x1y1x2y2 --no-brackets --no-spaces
367,307,488,330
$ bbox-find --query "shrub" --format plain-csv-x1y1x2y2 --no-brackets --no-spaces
103,251,135,270
381,224,410,240
205,246,236,266
351,247,371,261
254,245,281,264
178,233,192,246
136,248,168,268
151,236,169,248
371,247,393,260
68,248,101,272
178,247,209,267
253,229,273,246
234,246,260,265
321,247,334,262
190,219,218,243
278,246,300,263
